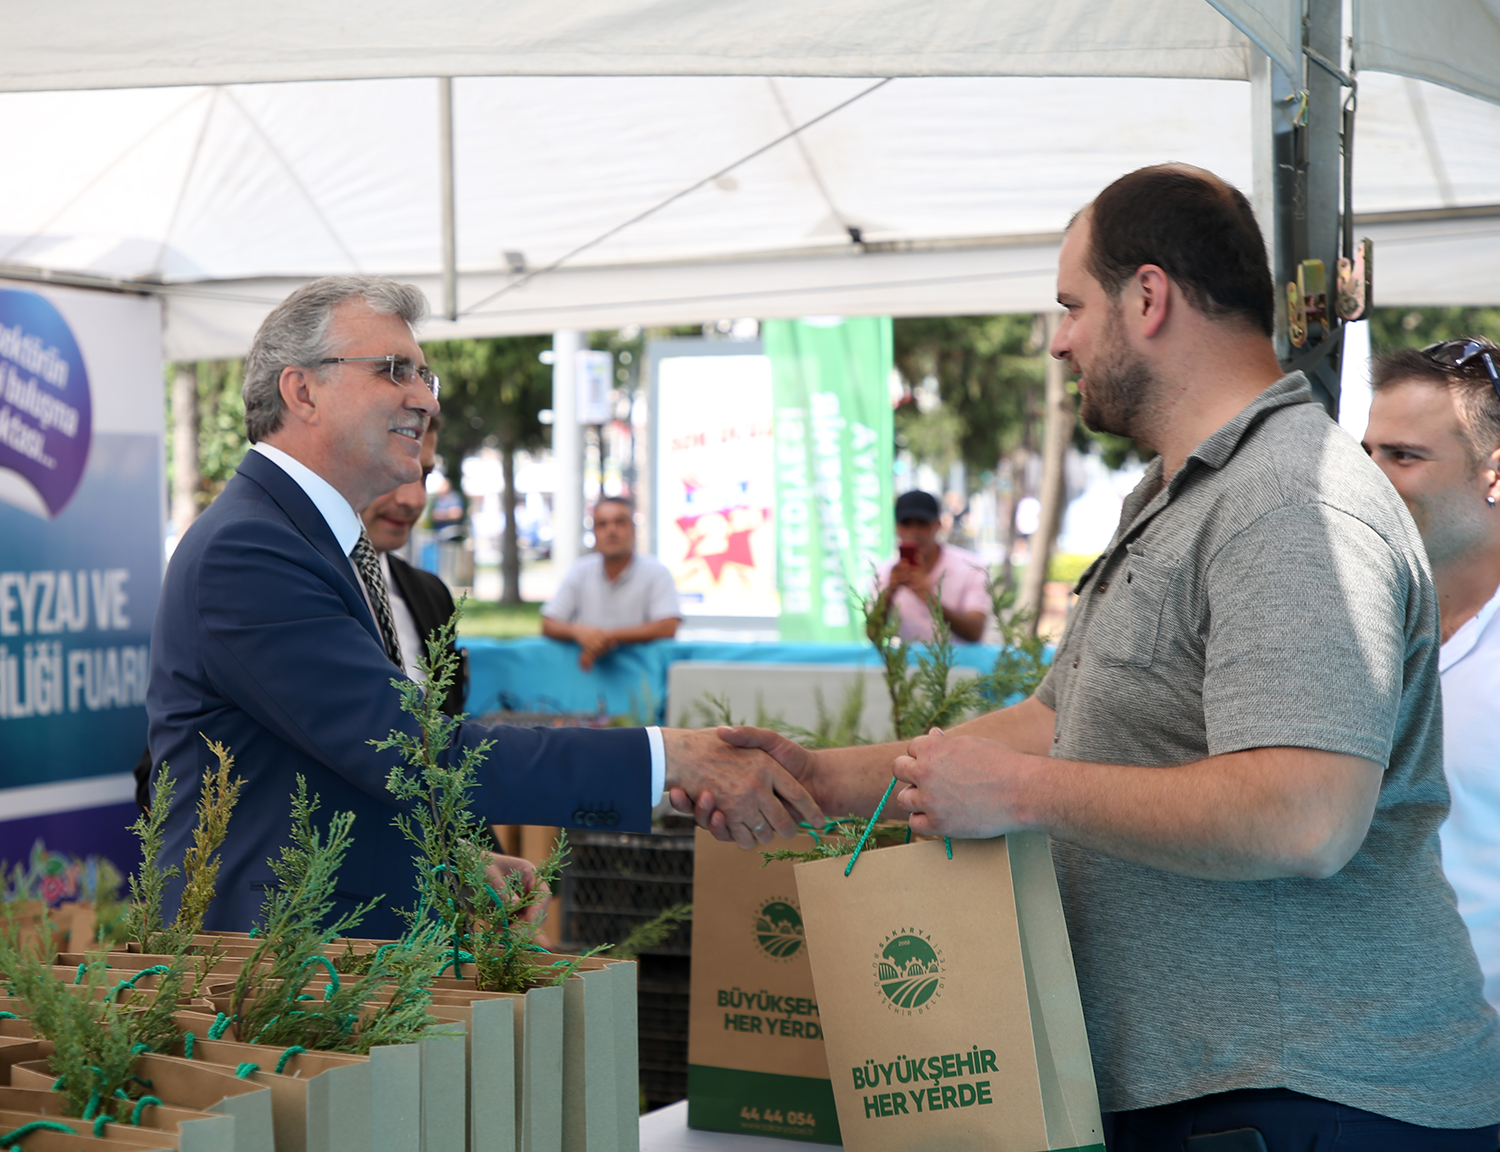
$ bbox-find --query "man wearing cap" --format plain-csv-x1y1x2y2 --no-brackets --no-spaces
873,490,990,643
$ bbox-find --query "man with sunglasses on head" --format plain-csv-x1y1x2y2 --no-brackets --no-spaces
147,276,822,939
1363,337,1500,1021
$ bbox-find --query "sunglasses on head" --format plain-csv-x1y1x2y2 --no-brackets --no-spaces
1420,339,1500,405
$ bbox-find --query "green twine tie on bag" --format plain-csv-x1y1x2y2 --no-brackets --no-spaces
130,1096,162,1125
208,1012,234,1039
0,1120,74,1145
106,965,170,1002
844,777,952,875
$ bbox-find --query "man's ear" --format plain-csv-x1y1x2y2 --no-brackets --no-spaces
1133,264,1171,339
1485,445,1500,503
278,365,320,427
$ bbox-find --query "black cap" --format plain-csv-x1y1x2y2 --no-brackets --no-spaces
895,490,941,523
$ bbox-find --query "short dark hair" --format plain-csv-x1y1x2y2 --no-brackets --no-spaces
1082,165,1274,337
1371,343,1500,463
593,495,634,516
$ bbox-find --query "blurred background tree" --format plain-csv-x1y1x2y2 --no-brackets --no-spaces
422,336,552,604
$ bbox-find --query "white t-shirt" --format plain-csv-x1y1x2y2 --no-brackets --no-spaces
1438,582,1500,1015
542,552,681,629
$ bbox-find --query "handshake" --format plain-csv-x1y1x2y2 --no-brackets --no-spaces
660,726,833,848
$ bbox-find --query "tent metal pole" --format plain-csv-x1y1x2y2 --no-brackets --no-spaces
439,76,458,322
1267,0,1348,416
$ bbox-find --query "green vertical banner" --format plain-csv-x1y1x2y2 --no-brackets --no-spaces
764,317,894,641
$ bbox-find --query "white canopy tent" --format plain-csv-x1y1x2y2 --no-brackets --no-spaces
0,0,1496,359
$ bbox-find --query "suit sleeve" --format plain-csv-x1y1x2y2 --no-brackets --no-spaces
192,515,652,830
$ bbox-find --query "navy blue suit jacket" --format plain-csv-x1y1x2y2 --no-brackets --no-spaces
147,450,650,938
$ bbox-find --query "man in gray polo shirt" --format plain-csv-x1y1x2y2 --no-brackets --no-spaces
699,166,1500,1147
542,495,681,670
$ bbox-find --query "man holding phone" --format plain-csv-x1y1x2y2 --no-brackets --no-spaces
873,489,990,642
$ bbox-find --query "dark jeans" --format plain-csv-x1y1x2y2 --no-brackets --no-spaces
1103,1087,1498,1152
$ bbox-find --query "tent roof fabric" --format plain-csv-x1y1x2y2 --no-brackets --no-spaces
0,1,1497,357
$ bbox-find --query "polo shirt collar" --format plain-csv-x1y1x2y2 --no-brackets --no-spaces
1109,373,1315,553
1184,372,1314,475
251,441,364,556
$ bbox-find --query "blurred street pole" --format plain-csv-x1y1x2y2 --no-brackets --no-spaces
551,329,585,571
1017,314,1072,635
171,362,199,535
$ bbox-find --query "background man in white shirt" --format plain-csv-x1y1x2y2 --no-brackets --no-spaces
541,496,681,670
1364,336,1500,1013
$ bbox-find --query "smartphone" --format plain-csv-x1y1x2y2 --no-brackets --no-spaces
899,543,919,565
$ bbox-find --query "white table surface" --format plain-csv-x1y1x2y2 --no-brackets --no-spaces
640,1101,843,1151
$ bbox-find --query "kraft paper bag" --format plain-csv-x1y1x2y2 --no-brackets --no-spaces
9,1055,273,1152
686,829,838,1144
0,1120,172,1152
0,1086,233,1152
163,1035,370,1152
431,986,562,1152
425,996,516,1152
0,1108,180,1149
793,833,1103,1152
419,1024,467,1152
560,964,637,1152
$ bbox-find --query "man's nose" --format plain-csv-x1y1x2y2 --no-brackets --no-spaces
1049,321,1070,361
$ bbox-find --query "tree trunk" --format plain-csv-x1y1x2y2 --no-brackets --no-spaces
501,438,522,604
171,362,200,536
1017,315,1073,635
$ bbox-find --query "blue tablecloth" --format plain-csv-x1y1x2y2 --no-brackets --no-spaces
458,637,1010,723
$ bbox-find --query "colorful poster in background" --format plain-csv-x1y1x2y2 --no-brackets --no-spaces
653,346,779,618
764,317,894,642
0,282,164,874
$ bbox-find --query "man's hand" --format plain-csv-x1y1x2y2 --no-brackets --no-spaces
662,727,824,849
888,559,932,600
894,728,1028,839
572,624,616,671
485,852,548,925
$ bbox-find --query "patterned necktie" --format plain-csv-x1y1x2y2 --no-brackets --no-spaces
351,530,405,670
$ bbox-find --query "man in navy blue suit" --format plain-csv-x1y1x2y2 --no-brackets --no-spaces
147,276,820,938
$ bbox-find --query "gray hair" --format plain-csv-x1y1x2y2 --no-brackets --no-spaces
242,276,429,443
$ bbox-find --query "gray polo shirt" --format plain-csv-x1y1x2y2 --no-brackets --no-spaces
542,551,681,630
1036,374,1500,1128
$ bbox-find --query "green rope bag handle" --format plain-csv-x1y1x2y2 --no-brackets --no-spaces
91,1111,110,1137
0,1119,75,1146
0,1011,18,1020
275,1046,306,1074
208,1012,234,1039
106,965,170,1003
844,778,952,875
235,1062,260,1079
131,1096,163,1126
73,964,87,984
182,1031,195,1059
299,954,341,999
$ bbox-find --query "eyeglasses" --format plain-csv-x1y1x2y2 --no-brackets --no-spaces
317,355,440,400
1420,339,1500,405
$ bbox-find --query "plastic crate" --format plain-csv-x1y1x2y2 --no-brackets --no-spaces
558,829,694,957
638,954,692,1111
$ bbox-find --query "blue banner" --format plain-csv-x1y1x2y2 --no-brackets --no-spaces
0,284,163,871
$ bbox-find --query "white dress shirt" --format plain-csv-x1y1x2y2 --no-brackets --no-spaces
249,442,665,802
1438,582,1500,1015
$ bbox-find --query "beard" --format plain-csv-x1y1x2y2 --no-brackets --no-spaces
1077,306,1156,440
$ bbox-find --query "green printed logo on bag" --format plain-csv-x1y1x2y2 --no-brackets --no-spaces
755,898,806,960
873,929,945,1013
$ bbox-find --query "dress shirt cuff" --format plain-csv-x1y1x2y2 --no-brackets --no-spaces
646,726,666,804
